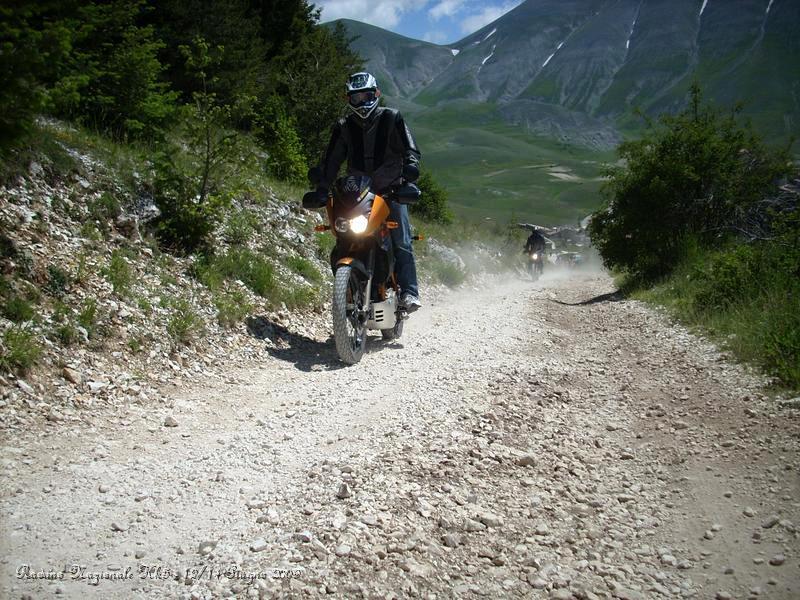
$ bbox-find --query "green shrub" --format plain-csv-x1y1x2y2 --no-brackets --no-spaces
287,255,322,283
314,232,336,263
0,326,42,373
77,298,98,337
412,170,454,225
45,265,70,297
166,298,202,345
104,249,132,296
80,222,103,242
257,97,307,183
2,294,35,323
127,336,145,353
277,285,317,309
88,192,122,223
196,248,276,298
214,288,252,327
590,84,788,282
54,322,80,346
223,209,259,245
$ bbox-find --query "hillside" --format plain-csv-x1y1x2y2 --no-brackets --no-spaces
330,0,799,223
338,0,798,144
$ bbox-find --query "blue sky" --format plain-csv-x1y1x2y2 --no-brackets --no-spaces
316,0,524,45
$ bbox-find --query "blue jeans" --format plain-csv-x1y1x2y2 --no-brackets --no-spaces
389,202,419,298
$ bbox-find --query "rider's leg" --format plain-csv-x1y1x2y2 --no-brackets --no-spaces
389,201,420,302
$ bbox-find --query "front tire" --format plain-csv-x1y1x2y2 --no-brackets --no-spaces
332,266,367,364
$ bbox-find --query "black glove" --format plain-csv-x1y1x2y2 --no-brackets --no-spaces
302,186,328,209
402,163,419,183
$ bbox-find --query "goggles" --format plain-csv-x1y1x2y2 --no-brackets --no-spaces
348,90,376,106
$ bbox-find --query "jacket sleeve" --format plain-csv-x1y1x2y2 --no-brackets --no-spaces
320,120,348,189
395,112,421,167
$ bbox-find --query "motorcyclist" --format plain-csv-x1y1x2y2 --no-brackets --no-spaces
308,72,423,312
524,229,547,255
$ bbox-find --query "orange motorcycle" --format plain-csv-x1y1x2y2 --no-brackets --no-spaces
303,174,420,364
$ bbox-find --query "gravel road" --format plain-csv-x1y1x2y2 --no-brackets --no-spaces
1,270,798,599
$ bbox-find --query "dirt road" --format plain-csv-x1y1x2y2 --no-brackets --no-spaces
1,271,798,599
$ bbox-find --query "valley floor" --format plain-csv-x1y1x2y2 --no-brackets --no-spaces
1,270,798,599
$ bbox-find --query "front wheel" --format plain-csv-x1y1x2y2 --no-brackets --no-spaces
332,266,367,364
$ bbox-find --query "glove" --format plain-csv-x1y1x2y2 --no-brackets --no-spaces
401,163,419,183
302,186,328,209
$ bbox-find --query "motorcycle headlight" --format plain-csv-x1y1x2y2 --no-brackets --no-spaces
532,253,539,260
349,215,369,234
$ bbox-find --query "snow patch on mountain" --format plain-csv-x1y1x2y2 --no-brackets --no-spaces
766,0,774,14
699,0,709,17
451,48,460,56
483,28,497,42
542,41,565,68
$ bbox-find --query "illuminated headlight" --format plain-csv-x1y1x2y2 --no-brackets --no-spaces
531,253,539,260
334,218,349,233
349,215,369,234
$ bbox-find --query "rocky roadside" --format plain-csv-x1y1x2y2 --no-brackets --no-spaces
1,272,797,599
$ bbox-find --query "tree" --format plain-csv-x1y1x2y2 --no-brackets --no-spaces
0,2,72,151
589,84,788,282
413,170,454,224
47,0,176,140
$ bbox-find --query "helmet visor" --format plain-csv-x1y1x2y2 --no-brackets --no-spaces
348,90,376,107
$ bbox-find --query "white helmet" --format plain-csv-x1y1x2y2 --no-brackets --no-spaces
346,72,380,119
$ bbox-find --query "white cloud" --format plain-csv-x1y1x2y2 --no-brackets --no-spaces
460,1,523,34
422,30,449,44
317,0,429,29
429,0,466,20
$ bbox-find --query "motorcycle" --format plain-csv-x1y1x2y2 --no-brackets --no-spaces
303,173,421,364
526,249,544,280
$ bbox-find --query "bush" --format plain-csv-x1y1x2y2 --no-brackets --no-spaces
590,84,789,282
1,294,35,323
45,265,70,297
214,288,252,327
412,170,454,225
166,298,202,345
257,97,307,183
287,255,322,283
195,248,276,298
104,249,132,296
0,326,42,373
223,209,258,245
88,192,122,224
77,298,98,337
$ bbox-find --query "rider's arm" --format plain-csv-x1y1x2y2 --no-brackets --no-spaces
395,112,420,176
320,120,348,189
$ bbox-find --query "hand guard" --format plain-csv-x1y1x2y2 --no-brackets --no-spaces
302,187,328,209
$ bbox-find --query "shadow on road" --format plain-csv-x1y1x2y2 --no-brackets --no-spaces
246,316,401,371
548,290,625,306
246,316,343,372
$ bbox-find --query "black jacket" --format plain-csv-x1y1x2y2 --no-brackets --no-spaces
319,107,420,193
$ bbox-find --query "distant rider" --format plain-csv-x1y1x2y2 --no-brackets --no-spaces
309,72,423,313
524,229,547,255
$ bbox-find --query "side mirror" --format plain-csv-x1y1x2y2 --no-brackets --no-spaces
302,190,325,209
393,182,421,205
307,166,322,186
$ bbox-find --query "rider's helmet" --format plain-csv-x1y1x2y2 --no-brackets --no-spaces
346,72,380,120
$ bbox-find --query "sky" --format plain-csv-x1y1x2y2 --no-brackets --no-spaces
316,0,525,45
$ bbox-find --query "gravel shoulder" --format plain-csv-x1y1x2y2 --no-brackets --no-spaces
1,270,798,600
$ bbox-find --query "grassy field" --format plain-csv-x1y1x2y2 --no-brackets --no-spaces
404,102,614,227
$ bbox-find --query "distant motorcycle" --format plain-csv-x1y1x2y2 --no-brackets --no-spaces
526,250,544,280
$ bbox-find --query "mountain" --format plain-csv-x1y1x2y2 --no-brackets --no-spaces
327,0,799,224
334,0,799,145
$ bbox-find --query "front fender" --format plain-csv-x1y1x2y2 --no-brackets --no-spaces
335,257,369,278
